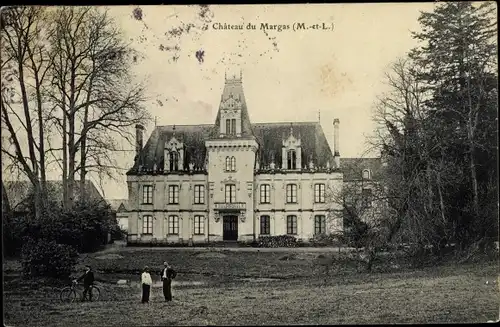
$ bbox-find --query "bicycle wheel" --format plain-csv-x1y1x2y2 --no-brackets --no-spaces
87,285,100,302
60,287,77,303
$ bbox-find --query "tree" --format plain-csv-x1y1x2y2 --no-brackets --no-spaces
2,6,150,214
409,2,498,249
1,7,54,219
46,6,149,208
326,159,394,272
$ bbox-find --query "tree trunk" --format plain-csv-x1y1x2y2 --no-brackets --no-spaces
469,141,479,216
62,96,68,208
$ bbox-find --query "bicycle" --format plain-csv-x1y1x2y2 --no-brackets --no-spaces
59,280,101,303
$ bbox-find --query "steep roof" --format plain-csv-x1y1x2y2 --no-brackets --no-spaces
3,180,105,212
253,122,335,169
340,158,384,181
127,121,336,174
107,199,130,212
211,75,255,139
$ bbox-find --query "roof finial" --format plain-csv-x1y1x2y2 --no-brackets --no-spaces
240,68,242,80
290,123,293,136
155,116,158,126
172,124,176,136
225,71,227,81
318,109,321,122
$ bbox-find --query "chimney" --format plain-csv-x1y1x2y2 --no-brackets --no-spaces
136,124,145,156
333,119,340,168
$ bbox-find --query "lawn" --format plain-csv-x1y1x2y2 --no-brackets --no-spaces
3,247,499,326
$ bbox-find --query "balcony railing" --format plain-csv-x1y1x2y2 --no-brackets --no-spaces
213,202,246,210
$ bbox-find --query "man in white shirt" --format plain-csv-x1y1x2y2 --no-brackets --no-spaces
141,266,152,303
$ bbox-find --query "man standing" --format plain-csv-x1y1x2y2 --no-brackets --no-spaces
160,261,177,302
141,266,153,304
76,265,95,301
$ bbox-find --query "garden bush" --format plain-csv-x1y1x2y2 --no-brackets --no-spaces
8,199,118,255
258,235,298,248
21,238,79,279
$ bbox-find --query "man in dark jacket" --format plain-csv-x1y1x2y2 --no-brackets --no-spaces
76,265,95,301
160,261,177,302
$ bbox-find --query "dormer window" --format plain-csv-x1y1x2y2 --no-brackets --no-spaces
164,134,185,172
362,169,372,180
169,151,179,171
287,150,297,170
282,125,302,170
225,118,236,135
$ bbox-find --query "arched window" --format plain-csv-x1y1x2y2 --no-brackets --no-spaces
169,151,179,171
287,149,297,170
225,156,231,171
230,156,236,171
362,169,371,180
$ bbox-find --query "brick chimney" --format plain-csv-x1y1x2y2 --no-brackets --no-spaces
135,124,145,156
333,119,340,168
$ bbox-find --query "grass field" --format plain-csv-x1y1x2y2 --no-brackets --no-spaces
3,246,499,326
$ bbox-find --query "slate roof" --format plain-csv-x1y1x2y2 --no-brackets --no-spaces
211,76,255,139
253,122,335,169
107,199,131,212
127,121,337,174
127,74,336,175
340,158,384,181
3,180,105,212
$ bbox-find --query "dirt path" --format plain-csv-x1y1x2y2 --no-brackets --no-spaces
103,241,358,253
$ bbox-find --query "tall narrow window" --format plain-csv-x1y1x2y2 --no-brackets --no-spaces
225,119,231,135
286,184,297,203
314,215,326,235
194,185,205,204
168,185,179,204
231,118,236,135
286,215,297,235
362,169,372,180
142,185,153,204
230,156,236,171
225,184,236,203
169,151,179,171
194,215,204,235
225,156,231,171
287,150,297,169
314,184,325,203
142,215,153,234
260,184,271,204
260,215,270,235
168,215,179,234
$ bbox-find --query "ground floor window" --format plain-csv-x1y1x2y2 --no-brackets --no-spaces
194,215,204,235
314,215,326,235
168,215,179,235
142,215,153,234
260,215,270,235
286,215,297,235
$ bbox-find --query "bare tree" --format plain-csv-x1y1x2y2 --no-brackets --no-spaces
45,6,149,207
1,7,54,219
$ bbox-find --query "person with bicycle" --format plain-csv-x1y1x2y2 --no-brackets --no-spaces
74,265,95,302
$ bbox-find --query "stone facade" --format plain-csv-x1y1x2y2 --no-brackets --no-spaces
125,73,380,245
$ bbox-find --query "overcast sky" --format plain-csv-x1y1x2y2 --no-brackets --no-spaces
5,3,442,200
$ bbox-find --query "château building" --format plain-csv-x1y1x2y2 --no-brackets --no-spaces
125,72,381,245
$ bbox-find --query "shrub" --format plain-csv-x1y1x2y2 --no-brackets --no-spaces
258,235,297,248
310,233,343,247
21,238,79,279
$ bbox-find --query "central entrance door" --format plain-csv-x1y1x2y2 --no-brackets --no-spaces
223,215,238,241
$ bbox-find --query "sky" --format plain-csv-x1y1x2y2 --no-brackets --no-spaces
4,3,442,200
